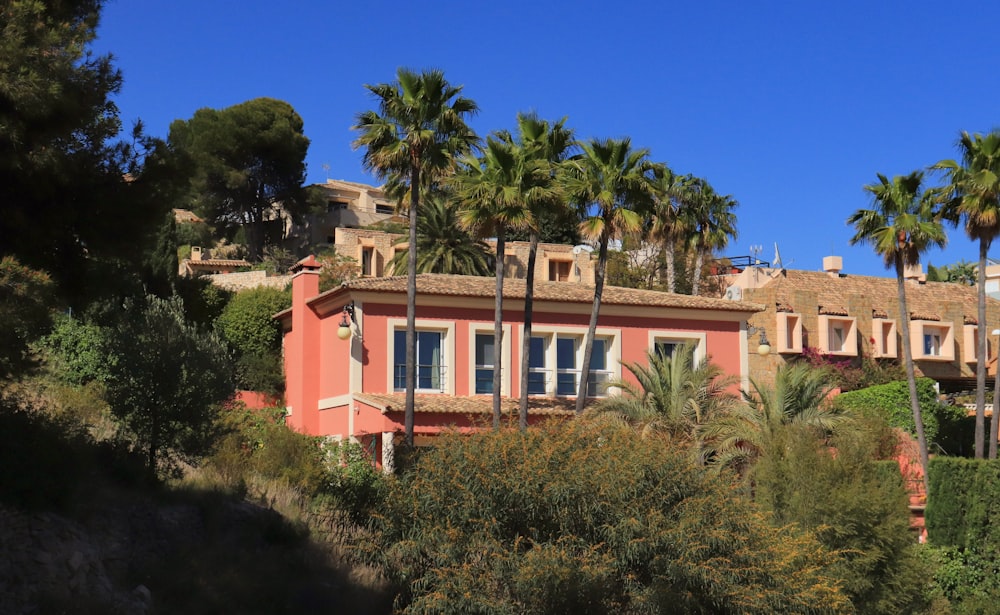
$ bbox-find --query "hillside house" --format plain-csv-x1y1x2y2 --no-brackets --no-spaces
720,256,1000,392
277,256,764,470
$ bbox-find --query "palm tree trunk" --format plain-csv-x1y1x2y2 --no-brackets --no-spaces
691,249,704,296
492,231,506,430
896,258,930,494
576,233,609,413
664,237,676,293
991,358,999,459
404,166,419,448
519,231,539,429
975,240,988,458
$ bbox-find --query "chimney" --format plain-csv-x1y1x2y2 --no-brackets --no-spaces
903,263,926,284
822,256,843,277
191,246,204,261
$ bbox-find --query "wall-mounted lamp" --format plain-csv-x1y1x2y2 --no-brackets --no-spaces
747,324,771,356
337,301,359,341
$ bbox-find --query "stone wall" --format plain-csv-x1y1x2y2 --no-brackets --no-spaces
203,270,293,292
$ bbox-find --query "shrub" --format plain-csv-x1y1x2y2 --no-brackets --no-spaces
0,256,56,377
832,378,955,445
215,286,290,391
366,421,850,614
754,423,931,614
927,457,1000,554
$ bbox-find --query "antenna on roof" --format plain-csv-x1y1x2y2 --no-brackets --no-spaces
749,244,762,265
322,162,330,181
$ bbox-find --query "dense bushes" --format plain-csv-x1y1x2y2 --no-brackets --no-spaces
215,286,290,394
754,424,932,614
925,457,1000,612
832,378,966,448
365,420,851,614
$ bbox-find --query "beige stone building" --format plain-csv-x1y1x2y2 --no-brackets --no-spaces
289,179,403,249
334,227,597,284
720,255,1000,392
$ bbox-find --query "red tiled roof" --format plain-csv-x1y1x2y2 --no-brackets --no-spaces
764,269,987,322
354,393,578,416
187,259,251,268
315,274,764,313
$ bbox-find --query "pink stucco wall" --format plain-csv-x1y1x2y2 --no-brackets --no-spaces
279,272,751,441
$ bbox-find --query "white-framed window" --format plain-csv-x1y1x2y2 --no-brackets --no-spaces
647,330,707,364
469,324,512,396
387,319,455,394
523,326,620,398
910,320,954,361
817,315,857,356
474,333,494,394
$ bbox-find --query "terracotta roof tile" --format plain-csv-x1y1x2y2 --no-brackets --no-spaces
319,274,764,313
764,269,987,322
187,259,251,268
354,393,578,416
818,305,850,316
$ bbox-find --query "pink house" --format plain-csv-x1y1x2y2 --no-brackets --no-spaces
276,256,764,471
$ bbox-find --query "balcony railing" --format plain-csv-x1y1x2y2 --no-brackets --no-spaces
393,364,448,391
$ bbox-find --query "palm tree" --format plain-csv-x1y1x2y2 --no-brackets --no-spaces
648,168,698,293
353,68,479,447
685,180,739,296
385,193,492,276
847,171,946,489
701,362,847,478
498,114,576,429
451,137,550,428
567,138,656,412
935,130,1000,458
590,343,739,450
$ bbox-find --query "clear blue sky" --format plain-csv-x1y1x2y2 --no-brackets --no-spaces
94,0,1000,278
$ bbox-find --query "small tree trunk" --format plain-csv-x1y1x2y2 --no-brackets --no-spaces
576,232,609,413
691,249,704,296
492,231,506,430
991,358,999,459
404,166,419,448
975,240,988,458
519,231,539,430
896,258,930,495
665,237,676,293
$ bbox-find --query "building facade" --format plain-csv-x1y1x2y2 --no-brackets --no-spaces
277,256,764,469
721,256,1000,391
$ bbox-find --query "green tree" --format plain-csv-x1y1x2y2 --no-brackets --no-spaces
935,131,1000,458
385,193,492,276
353,68,479,447
848,171,946,489
648,168,698,293
0,0,170,302
754,423,932,614
452,135,558,427
590,343,739,449
685,179,739,296
104,295,234,480
701,362,849,478
927,259,976,285
568,138,656,412
141,211,179,298
0,256,56,378
215,286,291,394
366,420,850,614
169,97,311,261
498,114,577,429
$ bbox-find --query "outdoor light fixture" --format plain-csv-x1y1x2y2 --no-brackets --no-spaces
337,301,358,341
747,324,771,356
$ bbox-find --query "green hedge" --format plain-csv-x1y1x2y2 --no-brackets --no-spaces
833,378,961,446
926,457,1000,553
